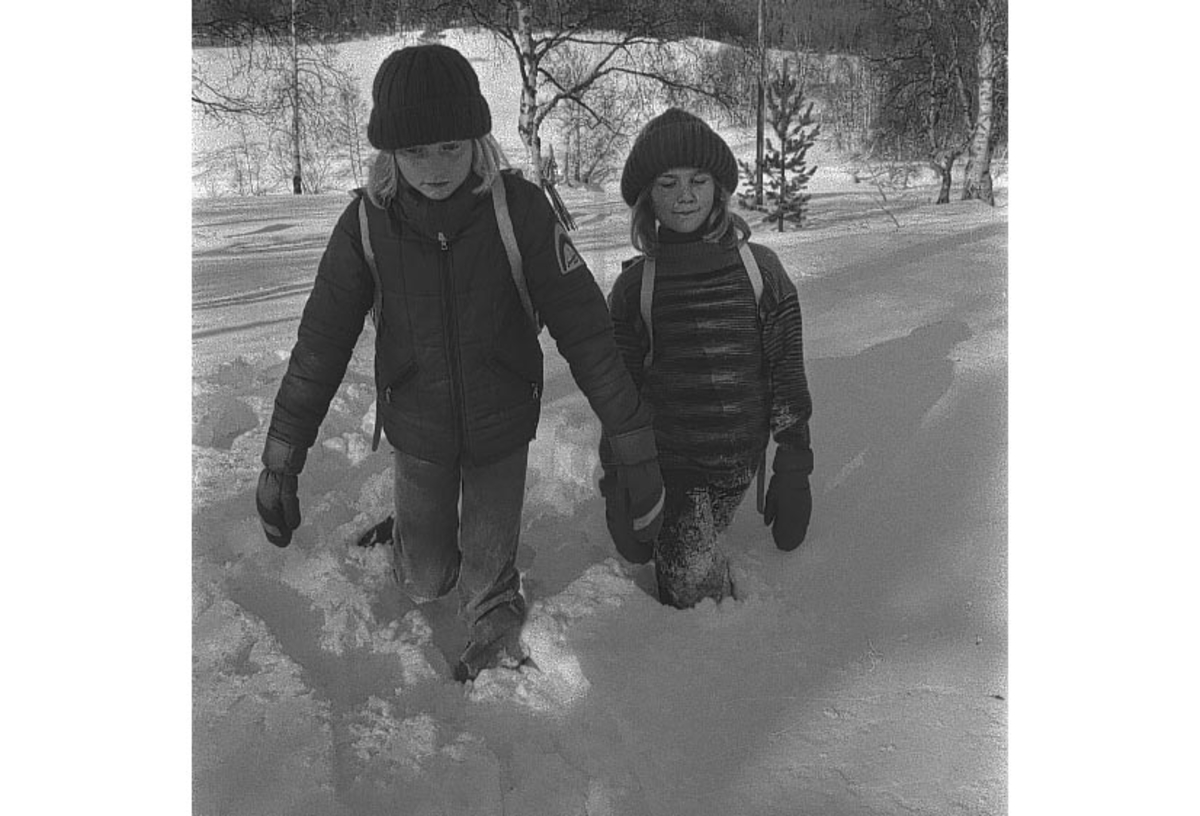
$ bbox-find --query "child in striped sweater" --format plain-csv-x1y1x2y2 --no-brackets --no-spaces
599,108,815,609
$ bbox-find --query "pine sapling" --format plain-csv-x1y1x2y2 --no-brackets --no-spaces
738,60,822,230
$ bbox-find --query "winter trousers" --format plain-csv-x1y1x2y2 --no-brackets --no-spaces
654,467,754,608
390,445,528,649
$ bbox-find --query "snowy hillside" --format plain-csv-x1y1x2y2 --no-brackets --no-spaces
191,27,1006,816
191,27,861,198
192,29,529,194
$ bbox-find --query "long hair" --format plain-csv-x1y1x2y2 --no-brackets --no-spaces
365,134,510,208
629,182,751,257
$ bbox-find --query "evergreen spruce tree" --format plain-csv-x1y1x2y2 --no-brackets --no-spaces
738,60,821,230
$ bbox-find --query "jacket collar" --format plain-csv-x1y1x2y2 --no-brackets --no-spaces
393,172,487,242
651,233,742,274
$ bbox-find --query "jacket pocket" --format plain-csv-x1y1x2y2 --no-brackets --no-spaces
382,358,419,405
488,351,542,404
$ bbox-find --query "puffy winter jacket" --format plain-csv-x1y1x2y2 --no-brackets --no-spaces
268,171,650,465
607,233,813,476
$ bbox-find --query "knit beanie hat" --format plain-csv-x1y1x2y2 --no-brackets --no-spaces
367,44,492,150
620,108,738,206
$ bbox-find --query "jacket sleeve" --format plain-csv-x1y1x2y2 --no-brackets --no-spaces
267,199,375,449
508,175,651,437
606,260,650,393
755,244,814,474
597,264,651,469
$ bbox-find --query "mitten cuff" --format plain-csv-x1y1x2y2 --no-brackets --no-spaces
262,434,308,475
606,427,658,465
772,444,813,475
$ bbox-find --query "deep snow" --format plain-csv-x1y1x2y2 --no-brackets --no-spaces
188,27,1007,816
192,185,1007,816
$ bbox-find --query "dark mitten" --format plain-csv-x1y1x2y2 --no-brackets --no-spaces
606,427,665,543
762,446,813,552
256,435,307,547
599,467,653,564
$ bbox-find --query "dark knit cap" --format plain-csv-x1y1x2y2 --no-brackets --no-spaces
367,44,492,150
620,108,738,206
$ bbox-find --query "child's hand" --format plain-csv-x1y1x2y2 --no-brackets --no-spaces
622,460,664,543
605,428,665,545
257,470,301,547
763,474,811,551
599,469,654,564
256,436,306,547
763,446,813,551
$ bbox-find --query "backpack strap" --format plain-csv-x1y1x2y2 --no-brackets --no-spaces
739,242,769,515
358,196,384,333
755,444,769,515
738,242,764,308
639,256,656,369
357,195,385,451
491,175,539,332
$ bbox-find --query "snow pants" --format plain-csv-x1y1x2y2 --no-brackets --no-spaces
654,467,754,608
390,445,528,649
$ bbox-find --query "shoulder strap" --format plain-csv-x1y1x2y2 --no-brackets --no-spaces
739,242,764,307
491,175,539,332
357,196,385,452
739,241,769,515
358,197,383,334
639,256,656,368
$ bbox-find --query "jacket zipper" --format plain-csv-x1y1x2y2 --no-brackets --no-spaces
438,231,470,458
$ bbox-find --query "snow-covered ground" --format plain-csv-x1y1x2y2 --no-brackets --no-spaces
193,174,1006,816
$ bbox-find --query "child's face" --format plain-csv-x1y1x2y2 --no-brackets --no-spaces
650,167,716,234
395,140,473,200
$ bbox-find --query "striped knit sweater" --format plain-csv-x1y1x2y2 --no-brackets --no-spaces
607,231,813,476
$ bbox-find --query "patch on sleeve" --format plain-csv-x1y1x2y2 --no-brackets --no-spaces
554,223,587,276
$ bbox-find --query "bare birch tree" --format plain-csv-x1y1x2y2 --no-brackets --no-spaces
960,0,1005,204
193,1,362,194
874,0,972,204
413,0,735,184
873,0,1006,206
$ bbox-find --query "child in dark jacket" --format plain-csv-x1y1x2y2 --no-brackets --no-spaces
256,45,665,681
600,108,814,609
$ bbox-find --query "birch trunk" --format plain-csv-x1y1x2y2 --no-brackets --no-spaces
932,149,959,204
962,0,997,205
515,1,543,185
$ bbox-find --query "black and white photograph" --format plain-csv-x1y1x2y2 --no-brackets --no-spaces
186,1,1010,813
25,1,1200,812
20,1,1197,813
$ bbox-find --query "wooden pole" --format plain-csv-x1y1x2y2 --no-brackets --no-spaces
755,0,765,206
290,0,302,194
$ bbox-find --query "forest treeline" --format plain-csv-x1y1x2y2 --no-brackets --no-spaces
193,1,1005,211
193,0,882,55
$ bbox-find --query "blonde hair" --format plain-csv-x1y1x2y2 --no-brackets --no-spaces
629,181,751,257
366,134,510,208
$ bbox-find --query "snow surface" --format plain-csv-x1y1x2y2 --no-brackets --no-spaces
190,28,1006,816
